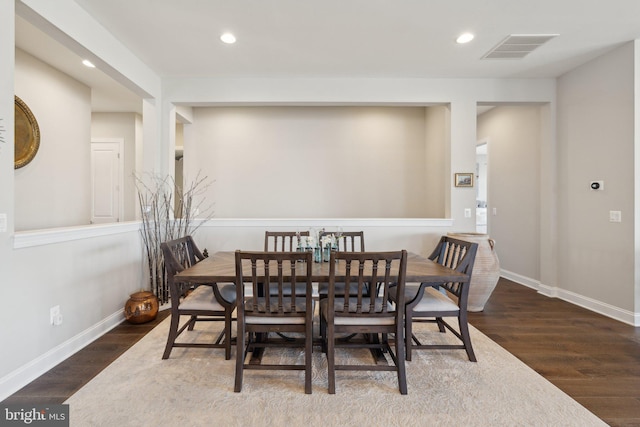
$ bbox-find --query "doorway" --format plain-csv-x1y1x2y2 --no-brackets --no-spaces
90,138,124,224
476,139,488,233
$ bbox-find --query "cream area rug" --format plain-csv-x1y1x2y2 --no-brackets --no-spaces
65,315,606,427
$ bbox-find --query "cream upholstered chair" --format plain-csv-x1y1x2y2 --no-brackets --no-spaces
389,236,478,361
320,250,408,394
160,236,236,360
234,250,315,394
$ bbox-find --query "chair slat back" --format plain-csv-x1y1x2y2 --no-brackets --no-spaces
235,251,313,317
264,231,310,252
160,236,208,302
161,235,206,276
327,250,407,319
428,236,478,298
319,231,365,252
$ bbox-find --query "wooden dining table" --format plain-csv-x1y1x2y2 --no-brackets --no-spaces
175,250,468,363
175,250,469,285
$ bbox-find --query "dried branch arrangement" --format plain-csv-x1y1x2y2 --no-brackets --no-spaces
135,172,214,303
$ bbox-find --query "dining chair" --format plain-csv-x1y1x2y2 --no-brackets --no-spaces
389,235,478,362
234,250,315,394
264,231,311,298
319,230,365,252
160,236,237,360
264,230,309,251
320,250,408,394
317,230,366,300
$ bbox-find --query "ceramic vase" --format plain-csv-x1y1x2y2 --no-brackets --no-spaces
447,232,500,312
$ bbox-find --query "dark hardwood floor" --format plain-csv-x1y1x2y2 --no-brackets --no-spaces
3,279,640,425
2,310,170,406
469,279,640,427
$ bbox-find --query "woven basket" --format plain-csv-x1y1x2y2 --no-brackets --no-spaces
447,232,500,312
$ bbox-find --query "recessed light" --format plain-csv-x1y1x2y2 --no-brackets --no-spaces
456,33,475,44
82,59,95,68
220,33,236,44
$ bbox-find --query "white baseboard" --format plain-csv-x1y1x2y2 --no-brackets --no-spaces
501,269,639,327
499,269,541,290
0,310,125,401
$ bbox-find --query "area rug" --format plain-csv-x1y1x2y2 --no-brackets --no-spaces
65,316,606,426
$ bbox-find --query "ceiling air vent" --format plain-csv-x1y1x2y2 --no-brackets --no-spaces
482,34,558,59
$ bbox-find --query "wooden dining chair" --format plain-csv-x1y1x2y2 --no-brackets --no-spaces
389,236,478,362
160,236,237,360
234,250,315,394
264,231,311,298
264,230,309,251
317,230,366,300
320,250,408,394
319,230,365,252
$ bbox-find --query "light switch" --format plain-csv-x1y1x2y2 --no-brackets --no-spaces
0,213,6,232
492,207,497,216
464,208,472,218
609,211,622,223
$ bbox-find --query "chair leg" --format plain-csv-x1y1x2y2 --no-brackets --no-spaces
224,311,232,360
305,321,313,394
458,315,477,362
405,310,413,361
327,322,336,394
395,324,408,395
234,321,245,392
162,313,180,360
187,315,197,331
436,317,446,333
320,314,327,353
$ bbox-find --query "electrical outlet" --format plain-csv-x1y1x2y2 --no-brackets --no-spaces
464,208,472,218
50,305,63,326
609,210,622,223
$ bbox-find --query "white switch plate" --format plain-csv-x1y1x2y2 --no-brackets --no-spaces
609,211,622,222
492,207,497,216
464,208,471,218
0,213,6,232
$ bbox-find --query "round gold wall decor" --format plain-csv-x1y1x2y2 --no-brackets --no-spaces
14,95,40,169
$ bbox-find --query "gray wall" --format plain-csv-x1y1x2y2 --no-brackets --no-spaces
557,42,635,311
188,106,447,218
14,49,92,231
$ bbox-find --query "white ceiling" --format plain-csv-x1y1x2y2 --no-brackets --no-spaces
15,0,640,112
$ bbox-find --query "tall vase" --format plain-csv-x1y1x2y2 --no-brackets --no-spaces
447,232,500,312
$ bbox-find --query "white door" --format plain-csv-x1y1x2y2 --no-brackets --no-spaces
91,139,123,224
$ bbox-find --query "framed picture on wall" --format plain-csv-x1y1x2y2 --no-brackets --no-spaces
454,173,474,187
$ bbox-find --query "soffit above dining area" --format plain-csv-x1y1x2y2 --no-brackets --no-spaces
15,0,640,112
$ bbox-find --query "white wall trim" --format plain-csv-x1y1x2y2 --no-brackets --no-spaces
14,221,141,249
13,218,453,249
502,269,639,326
0,310,124,402
199,218,455,228
500,269,541,290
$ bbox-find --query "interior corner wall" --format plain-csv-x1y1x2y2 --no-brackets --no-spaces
477,105,542,281
14,48,91,231
557,42,635,311
423,105,447,217
91,112,139,221
189,106,436,218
